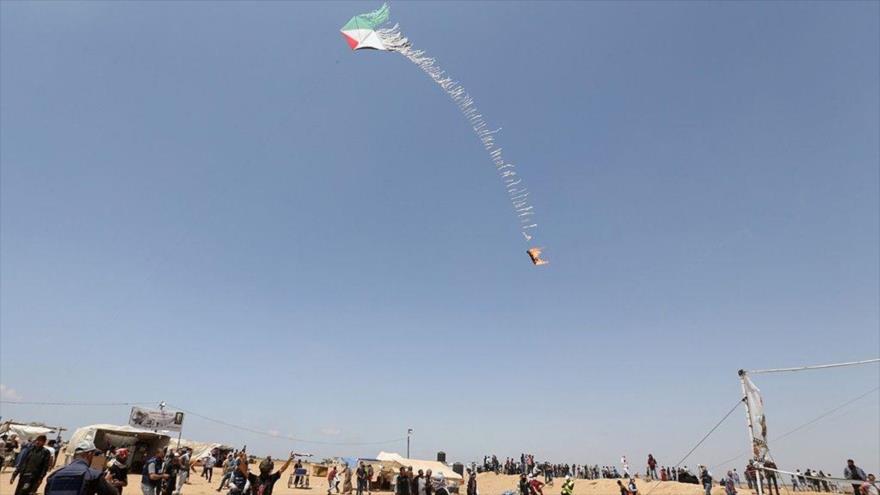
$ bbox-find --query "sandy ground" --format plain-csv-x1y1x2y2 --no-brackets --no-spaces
0,468,835,495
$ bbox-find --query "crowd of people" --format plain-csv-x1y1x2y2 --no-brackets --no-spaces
2,434,877,495
476,453,878,495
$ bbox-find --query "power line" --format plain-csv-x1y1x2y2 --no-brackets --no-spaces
1,400,155,406
166,403,407,446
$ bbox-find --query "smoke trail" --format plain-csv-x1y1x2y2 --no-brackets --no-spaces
377,25,540,243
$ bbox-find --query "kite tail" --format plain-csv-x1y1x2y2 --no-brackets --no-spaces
377,26,539,243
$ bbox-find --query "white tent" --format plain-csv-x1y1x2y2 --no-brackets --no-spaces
376,452,462,482
0,422,58,442
67,424,170,455
175,438,232,463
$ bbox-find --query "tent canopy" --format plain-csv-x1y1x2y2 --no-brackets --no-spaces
376,452,462,482
175,439,232,462
0,422,58,442
66,424,170,455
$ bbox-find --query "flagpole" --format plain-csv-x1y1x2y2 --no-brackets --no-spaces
738,370,764,495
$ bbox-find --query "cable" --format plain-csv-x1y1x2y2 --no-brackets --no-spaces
1,400,156,406
747,358,880,375
166,403,407,446
709,386,880,470
642,397,745,495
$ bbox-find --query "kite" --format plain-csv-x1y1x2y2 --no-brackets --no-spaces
341,3,548,266
526,248,549,266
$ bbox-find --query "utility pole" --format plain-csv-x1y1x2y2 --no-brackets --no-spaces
406,429,413,458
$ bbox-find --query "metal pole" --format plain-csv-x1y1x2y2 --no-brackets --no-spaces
406,429,413,458
739,370,764,495
177,430,182,449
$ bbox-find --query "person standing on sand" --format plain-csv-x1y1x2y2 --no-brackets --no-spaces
724,472,737,495
647,456,657,481
176,449,192,493
10,434,51,495
45,441,118,495
846,460,868,495
161,453,181,495
424,470,433,495
616,480,627,495
254,453,295,495
107,448,130,495
142,449,170,495
411,470,422,495
466,469,477,495
396,468,410,495
699,466,713,495
763,461,779,495
342,464,353,495
356,463,367,495
217,454,235,492
732,470,741,488
202,454,216,483
520,475,531,495
327,466,339,495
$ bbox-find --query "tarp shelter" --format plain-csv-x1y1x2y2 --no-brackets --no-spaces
376,452,462,482
175,439,232,464
0,422,59,442
66,424,170,472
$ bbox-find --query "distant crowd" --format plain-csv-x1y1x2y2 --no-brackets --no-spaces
477,453,877,495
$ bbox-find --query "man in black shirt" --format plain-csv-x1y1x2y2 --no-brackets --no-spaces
254,453,295,495
10,435,51,495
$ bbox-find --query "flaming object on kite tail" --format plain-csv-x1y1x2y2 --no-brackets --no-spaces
340,3,548,266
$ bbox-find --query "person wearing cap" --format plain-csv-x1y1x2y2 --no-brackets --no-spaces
108,449,130,495
10,434,51,495
44,440,118,495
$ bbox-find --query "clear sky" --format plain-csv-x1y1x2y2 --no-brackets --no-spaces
2,0,878,475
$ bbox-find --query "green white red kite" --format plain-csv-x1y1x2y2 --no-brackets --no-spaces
340,4,548,266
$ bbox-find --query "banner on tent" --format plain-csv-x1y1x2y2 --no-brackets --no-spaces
129,407,184,432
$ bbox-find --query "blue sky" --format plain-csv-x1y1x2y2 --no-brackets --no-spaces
1,0,878,474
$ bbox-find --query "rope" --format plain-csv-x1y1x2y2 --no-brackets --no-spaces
709,386,879,470
762,466,870,485
747,358,879,375
641,397,745,495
